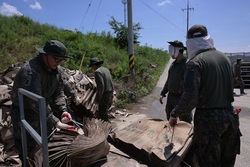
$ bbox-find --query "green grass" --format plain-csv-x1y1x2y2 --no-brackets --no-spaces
0,15,170,108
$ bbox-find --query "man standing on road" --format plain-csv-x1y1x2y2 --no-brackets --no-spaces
234,58,247,95
89,57,114,122
169,24,241,167
11,40,76,162
159,40,192,123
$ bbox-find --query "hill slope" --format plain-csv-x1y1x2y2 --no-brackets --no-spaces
0,15,169,107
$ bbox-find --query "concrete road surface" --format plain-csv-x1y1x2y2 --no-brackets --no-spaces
233,90,250,167
127,58,250,167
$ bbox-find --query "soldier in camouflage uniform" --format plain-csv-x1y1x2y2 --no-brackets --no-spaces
11,40,76,162
89,57,114,122
234,58,246,95
159,40,192,123
169,25,241,167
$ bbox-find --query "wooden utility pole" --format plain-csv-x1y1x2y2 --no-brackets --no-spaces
127,0,135,80
182,0,194,35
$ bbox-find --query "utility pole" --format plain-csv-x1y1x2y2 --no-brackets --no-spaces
122,0,127,26
182,0,194,35
127,0,135,80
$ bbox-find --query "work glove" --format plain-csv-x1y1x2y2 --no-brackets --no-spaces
56,121,78,133
169,116,178,127
61,111,72,123
159,95,164,104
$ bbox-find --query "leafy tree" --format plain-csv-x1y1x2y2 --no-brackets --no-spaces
108,16,142,49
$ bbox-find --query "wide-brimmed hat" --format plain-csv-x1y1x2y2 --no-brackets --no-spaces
89,57,104,67
36,40,70,58
168,40,187,50
187,24,208,39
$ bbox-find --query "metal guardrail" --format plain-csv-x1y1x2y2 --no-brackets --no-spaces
226,52,250,63
18,88,49,167
226,52,250,88
241,62,250,87
224,52,250,56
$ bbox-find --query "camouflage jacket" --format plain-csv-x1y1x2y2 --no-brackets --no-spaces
171,49,234,117
11,54,67,127
160,57,187,96
94,66,114,104
234,64,241,78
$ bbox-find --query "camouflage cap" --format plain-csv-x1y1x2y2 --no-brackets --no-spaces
168,40,187,50
187,24,208,39
36,40,70,58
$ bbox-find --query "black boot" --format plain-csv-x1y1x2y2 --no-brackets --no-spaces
240,85,246,95
241,92,247,95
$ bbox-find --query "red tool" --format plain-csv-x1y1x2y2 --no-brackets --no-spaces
234,108,241,114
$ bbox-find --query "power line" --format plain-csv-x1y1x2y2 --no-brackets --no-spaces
139,0,185,33
170,0,183,15
79,0,93,32
91,0,102,32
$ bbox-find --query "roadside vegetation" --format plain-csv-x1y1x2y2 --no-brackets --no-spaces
0,15,169,108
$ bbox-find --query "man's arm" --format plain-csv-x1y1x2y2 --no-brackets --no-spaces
160,77,169,97
171,62,201,118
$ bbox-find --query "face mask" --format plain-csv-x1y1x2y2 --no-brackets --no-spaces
168,45,180,58
186,35,214,59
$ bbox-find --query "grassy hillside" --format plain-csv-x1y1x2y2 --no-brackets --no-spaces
0,15,169,107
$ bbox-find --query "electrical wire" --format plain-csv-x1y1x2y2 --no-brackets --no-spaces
91,0,102,32
139,0,185,33
172,0,184,10
170,0,184,15
182,0,187,5
79,0,93,32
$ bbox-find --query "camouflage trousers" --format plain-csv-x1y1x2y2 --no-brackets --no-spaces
193,107,241,167
165,93,192,123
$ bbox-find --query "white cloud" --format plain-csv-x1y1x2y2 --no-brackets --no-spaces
157,0,171,6
0,2,23,16
30,2,42,10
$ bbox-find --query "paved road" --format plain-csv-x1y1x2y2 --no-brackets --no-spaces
233,91,250,167
127,58,250,167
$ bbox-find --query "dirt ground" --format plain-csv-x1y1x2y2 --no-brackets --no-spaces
126,58,250,167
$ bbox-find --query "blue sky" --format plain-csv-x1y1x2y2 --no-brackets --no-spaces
1,0,250,53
